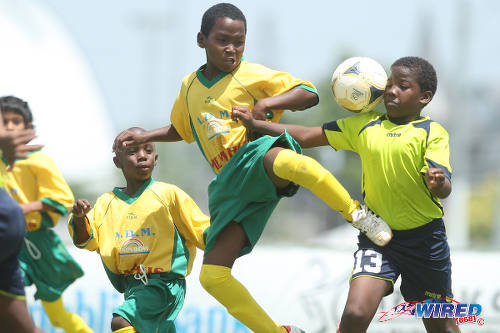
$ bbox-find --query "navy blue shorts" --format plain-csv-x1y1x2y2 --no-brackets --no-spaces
0,188,27,298
350,218,453,302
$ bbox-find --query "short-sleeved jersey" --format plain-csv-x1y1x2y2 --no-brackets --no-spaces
0,150,74,230
323,112,452,230
170,59,317,174
68,179,209,278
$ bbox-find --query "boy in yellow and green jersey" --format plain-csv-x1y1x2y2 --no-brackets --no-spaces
69,127,210,333
112,3,391,333
232,56,459,333
0,95,92,333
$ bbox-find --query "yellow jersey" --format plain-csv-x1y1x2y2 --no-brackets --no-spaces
68,179,209,279
171,59,317,174
0,150,74,230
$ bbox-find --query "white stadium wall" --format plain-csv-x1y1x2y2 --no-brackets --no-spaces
26,246,500,333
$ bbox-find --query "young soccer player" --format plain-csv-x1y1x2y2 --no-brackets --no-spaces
113,3,391,332
0,110,45,333
232,56,460,333
69,127,210,333
0,96,93,333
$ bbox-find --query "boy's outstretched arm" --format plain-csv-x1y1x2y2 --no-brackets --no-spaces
252,87,318,120
112,124,182,152
232,106,327,148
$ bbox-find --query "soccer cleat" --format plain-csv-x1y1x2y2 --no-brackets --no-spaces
351,205,392,246
282,325,305,333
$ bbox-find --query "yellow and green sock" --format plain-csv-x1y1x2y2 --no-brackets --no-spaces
273,149,359,221
200,264,287,333
42,297,93,333
112,327,137,333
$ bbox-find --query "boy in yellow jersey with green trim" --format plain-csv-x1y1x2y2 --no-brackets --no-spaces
113,3,391,333
69,127,210,333
0,96,92,333
0,111,45,333
232,56,460,333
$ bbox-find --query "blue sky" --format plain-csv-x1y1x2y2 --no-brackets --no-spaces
38,0,500,131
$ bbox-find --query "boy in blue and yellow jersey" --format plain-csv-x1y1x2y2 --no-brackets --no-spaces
113,3,392,333
69,127,210,333
0,112,45,333
0,96,92,333
233,56,460,333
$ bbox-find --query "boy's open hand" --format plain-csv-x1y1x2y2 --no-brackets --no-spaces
231,106,255,129
72,199,92,217
112,129,145,153
0,129,43,169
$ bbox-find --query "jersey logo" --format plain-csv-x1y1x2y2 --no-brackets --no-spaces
387,132,401,137
205,96,215,104
206,119,230,140
197,112,230,140
119,237,150,255
126,212,138,220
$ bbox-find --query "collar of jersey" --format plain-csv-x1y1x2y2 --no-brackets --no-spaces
113,177,154,204
196,57,246,88
386,115,429,125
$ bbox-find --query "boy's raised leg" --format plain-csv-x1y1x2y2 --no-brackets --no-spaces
265,147,359,220
266,147,392,246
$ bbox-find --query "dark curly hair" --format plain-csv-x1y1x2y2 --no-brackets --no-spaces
0,95,33,125
391,56,437,95
200,3,246,37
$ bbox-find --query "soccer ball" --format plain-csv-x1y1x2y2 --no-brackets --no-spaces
331,57,387,113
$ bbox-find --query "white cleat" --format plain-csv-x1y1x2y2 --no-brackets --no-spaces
351,205,392,246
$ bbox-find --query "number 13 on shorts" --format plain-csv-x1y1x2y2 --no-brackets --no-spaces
353,249,383,274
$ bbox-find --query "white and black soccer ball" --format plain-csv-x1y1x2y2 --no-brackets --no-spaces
331,56,387,113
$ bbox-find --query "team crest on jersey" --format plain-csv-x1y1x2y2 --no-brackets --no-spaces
206,119,230,140
126,212,138,220
119,237,150,255
197,112,230,140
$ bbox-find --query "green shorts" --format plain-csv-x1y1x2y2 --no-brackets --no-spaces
19,228,84,302
114,274,186,333
204,131,302,257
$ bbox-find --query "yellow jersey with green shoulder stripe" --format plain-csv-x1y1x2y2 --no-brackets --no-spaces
68,179,209,278
0,150,74,230
170,59,317,174
323,112,452,230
